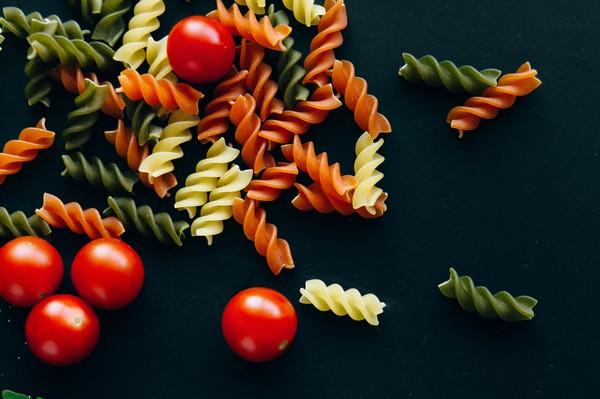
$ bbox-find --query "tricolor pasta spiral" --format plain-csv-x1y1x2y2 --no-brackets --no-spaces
105,196,189,246
282,0,325,27
146,35,174,80
0,208,52,239
447,62,542,138
36,193,125,239
299,279,386,326
191,165,253,245
0,119,55,186
438,268,537,321
352,132,386,216
113,0,165,69
175,138,240,218
246,163,298,202
61,151,139,194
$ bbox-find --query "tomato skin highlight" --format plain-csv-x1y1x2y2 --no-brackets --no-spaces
167,16,235,84
26,294,100,366
222,287,298,362
0,237,64,307
71,238,144,310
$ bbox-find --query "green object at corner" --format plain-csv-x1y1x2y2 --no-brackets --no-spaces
2,389,44,399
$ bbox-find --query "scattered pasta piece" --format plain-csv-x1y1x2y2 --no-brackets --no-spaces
282,0,325,27
352,132,386,215
438,268,537,321
124,99,163,145
63,79,109,150
299,279,385,326
0,207,51,239
246,163,298,202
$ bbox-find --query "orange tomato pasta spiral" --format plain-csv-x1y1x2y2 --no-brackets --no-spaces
0,119,55,186
447,62,542,138
332,60,392,139
105,119,177,198
303,0,348,87
259,84,342,144
229,94,275,173
232,197,294,275
35,193,125,239
239,39,284,121
118,68,204,116
292,182,355,215
208,0,291,52
51,65,125,119
198,67,249,143
246,163,298,202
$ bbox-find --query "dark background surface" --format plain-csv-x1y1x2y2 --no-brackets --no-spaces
0,0,598,398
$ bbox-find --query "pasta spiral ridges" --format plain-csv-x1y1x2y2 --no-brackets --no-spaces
234,0,266,14
61,151,139,194
229,94,275,173
105,120,177,198
438,268,537,321
332,60,392,139
303,0,347,86
352,132,386,215
175,138,240,218
239,39,284,120
282,0,325,27
113,0,165,69
292,182,355,215
191,165,253,245
259,84,342,144
146,35,174,80
124,99,163,145
118,69,204,116
139,110,198,180
24,57,54,107
299,279,386,326
51,64,125,119
447,62,542,138
208,0,292,52
198,67,249,142
0,208,52,239
91,0,132,47
62,79,109,151
1,7,87,39
105,196,189,246
399,53,502,95
232,197,294,275
0,119,55,186
246,163,298,202
68,0,103,24
36,193,125,239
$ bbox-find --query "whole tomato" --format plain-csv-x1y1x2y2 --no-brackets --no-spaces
71,238,144,310
167,16,235,84
0,237,64,307
26,294,100,366
222,287,298,362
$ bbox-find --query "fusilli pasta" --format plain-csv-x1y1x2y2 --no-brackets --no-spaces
0,207,52,239
234,0,266,14
0,119,55,186
124,99,163,145
146,35,174,81
282,0,325,27
438,268,537,321
299,279,386,326
352,132,386,215
292,181,354,215
246,163,298,202
447,62,542,138
69,0,132,46
24,58,54,107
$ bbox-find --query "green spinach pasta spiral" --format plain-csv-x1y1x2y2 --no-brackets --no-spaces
399,53,502,95
438,267,538,321
125,99,163,145
63,79,110,150
0,207,52,239
61,152,139,193
69,0,132,47
24,57,54,107
104,196,189,246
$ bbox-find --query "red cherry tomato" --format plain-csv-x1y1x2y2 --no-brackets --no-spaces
167,16,235,84
0,237,64,307
71,238,144,310
26,294,100,366
222,287,298,362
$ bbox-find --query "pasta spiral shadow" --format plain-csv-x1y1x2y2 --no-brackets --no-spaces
352,132,386,216
447,62,542,138
0,119,55,185
105,120,177,198
282,0,325,27
0,208,51,239
246,163,298,202
208,0,291,52
332,60,392,139
175,138,240,218
399,53,501,95
36,193,125,239
191,165,253,245
232,197,294,275
299,279,385,326
105,196,189,246
438,268,537,321
303,0,347,86
61,151,139,193
62,79,109,150
113,0,165,69
198,67,248,143
118,69,204,116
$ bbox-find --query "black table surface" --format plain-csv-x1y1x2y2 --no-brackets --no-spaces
0,0,598,398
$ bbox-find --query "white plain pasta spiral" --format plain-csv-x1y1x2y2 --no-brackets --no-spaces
352,131,385,214
282,0,325,26
146,35,174,81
